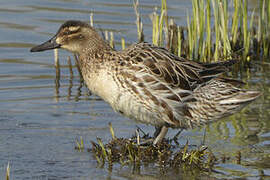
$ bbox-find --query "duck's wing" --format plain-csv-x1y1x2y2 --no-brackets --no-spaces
122,42,237,91
114,42,238,127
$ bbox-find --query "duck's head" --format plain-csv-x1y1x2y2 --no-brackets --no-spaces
30,20,108,54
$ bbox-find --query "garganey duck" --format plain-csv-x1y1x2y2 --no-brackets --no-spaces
30,20,261,145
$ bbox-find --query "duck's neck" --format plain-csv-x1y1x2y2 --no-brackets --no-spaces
77,32,114,74
80,31,112,55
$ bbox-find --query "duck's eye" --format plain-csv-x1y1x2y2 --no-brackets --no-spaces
63,31,72,35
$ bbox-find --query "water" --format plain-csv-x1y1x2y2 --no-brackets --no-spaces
0,0,269,179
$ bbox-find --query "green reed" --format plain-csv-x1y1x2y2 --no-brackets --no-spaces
144,0,270,63
5,162,10,180
75,136,84,152
259,0,270,58
219,0,231,59
121,37,125,50
177,26,182,57
133,0,144,42
231,0,239,47
150,0,169,47
53,0,270,85
205,0,211,61
151,10,159,46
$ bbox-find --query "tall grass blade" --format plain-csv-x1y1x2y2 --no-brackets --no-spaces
6,162,10,180
212,0,219,61
206,0,211,60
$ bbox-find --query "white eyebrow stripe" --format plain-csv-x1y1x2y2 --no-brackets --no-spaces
68,26,80,32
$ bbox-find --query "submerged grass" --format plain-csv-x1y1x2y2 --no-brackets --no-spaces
76,124,251,175
75,124,257,175
77,124,217,173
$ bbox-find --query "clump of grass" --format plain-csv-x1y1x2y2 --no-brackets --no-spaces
89,124,217,173
150,0,168,47
148,0,270,64
75,124,250,174
53,0,270,82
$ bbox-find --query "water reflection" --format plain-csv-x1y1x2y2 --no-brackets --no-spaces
67,57,73,101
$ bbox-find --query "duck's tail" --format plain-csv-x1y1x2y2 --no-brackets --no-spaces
184,78,261,127
219,90,261,106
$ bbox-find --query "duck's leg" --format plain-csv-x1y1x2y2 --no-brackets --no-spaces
153,126,162,137
153,126,168,145
139,126,168,146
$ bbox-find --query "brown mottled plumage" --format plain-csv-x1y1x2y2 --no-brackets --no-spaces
30,20,261,144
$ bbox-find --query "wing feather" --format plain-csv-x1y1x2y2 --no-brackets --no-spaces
114,42,238,127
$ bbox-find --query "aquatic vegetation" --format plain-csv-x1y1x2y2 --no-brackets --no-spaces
133,0,144,43
52,0,270,79
75,136,84,152
139,0,270,63
5,162,10,180
75,125,253,175
88,125,217,173
52,0,270,80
